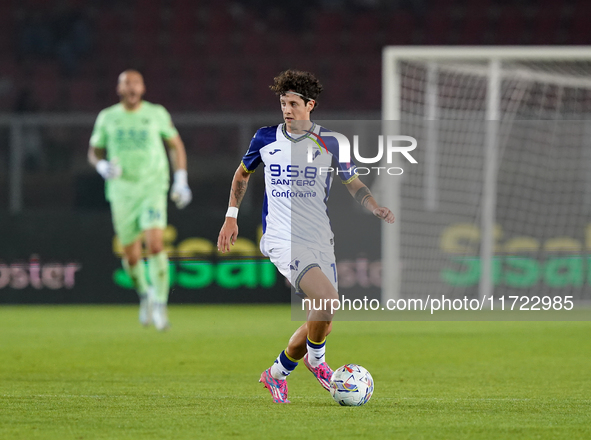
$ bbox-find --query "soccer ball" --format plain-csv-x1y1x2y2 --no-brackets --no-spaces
329,364,374,406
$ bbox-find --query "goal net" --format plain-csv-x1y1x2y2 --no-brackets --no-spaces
381,47,591,304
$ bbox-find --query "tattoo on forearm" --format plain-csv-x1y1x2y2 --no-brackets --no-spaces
231,179,248,208
354,186,373,208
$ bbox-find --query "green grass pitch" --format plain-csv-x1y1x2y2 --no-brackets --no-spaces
1,305,590,439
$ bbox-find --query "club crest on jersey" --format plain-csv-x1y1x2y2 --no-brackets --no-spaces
289,259,300,271
305,130,329,163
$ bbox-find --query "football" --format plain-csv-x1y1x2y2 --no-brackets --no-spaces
329,364,374,406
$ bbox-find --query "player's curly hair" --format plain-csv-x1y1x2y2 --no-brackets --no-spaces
270,70,323,112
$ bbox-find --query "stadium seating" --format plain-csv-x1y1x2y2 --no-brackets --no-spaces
68,78,99,111
423,8,453,45
495,7,527,45
532,5,563,45
383,12,415,46
0,0,584,114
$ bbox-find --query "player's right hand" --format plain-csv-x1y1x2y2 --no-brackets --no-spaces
373,206,395,223
96,159,122,180
217,218,239,253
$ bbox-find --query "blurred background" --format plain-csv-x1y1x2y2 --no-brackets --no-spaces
2,0,590,209
1,0,590,305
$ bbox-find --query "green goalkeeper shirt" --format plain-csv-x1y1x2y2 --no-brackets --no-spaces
90,101,178,201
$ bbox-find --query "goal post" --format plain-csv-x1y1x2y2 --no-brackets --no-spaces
381,46,591,303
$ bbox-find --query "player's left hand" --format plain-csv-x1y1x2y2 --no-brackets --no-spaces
373,207,395,223
171,169,192,209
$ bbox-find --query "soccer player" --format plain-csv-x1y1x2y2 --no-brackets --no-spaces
88,69,192,331
217,70,395,403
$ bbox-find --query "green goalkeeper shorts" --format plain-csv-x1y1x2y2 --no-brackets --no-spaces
110,192,167,246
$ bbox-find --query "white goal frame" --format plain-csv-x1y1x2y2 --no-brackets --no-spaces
381,46,591,302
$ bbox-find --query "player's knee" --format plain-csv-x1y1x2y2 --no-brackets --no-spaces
327,288,339,301
126,254,140,266
147,241,163,255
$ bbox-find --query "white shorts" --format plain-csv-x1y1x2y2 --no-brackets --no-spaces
261,238,338,294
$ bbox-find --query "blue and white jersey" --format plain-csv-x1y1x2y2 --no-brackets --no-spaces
241,123,358,254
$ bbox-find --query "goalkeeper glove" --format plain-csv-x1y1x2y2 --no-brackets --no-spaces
96,159,122,180
171,169,192,209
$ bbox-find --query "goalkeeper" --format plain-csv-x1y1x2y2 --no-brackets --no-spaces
87,69,192,331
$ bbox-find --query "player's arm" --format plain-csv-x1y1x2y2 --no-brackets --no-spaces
345,177,395,223
88,111,121,180
165,135,192,209
87,146,105,167
165,134,187,172
217,165,251,253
